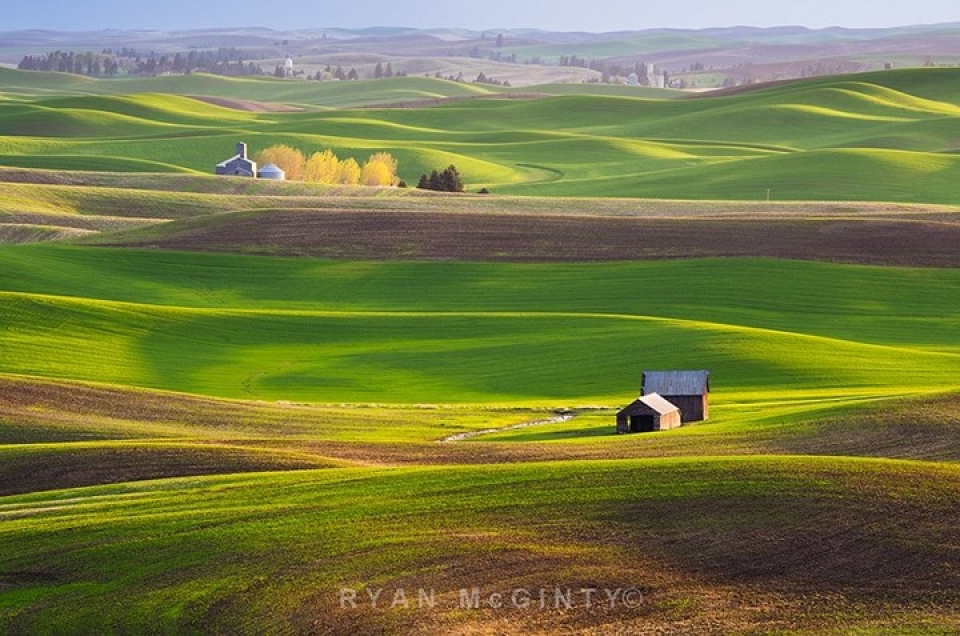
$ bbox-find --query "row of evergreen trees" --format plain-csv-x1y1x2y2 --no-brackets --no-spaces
18,49,264,77
18,49,654,86
18,51,120,76
416,166,464,193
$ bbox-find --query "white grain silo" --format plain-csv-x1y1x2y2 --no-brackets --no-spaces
258,163,286,181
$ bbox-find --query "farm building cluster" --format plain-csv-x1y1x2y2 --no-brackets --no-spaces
617,370,710,434
215,142,285,180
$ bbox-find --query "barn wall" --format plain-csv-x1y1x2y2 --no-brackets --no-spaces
617,399,685,433
216,157,256,177
663,395,708,422
658,410,682,430
617,401,659,434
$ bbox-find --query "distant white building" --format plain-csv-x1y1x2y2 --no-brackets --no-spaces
215,142,257,177
651,64,665,89
626,64,665,88
215,143,285,180
284,57,294,77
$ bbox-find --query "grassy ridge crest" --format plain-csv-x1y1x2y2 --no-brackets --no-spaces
1,68,958,200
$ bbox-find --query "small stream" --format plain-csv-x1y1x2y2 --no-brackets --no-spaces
439,412,576,443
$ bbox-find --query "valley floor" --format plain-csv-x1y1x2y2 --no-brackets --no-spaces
2,226,960,633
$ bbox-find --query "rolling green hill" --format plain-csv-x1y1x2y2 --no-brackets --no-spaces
0,68,505,107
501,32,731,61
3,65,960,635
1,68,959,201
0,67,678,108
1,245,958,405
2,244,960,633
1,456,958,634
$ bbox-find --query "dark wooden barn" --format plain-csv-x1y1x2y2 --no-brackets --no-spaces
641,370,710,423
617,393,682,434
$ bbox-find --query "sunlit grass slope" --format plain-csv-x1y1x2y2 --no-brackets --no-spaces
1,457,958,634
3,245,958,347
506,147,960,200
0,172,451,235
0,68,504,107
4,292,959,403
5,372,960,465
1,245,958,404
0,68,958,200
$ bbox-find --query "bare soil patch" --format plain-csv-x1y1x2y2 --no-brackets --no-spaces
358,92,551,109
102,208,960,267
0,444,331,496
187,95,303,112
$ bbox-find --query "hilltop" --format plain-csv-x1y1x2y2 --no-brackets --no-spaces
1,67,959,203
3,22,960,87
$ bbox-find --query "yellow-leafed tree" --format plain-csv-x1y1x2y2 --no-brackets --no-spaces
255,145,306,181
360,152,400,186
337,157,362,185
256,146,398,186
305,149,341,184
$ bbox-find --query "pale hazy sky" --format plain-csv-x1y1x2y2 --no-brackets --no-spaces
3,0,958,32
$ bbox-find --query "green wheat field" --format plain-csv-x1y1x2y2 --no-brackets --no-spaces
0,66,959,634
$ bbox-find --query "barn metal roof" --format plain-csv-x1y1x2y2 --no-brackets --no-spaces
216,154,256,169
217,155,256,166
637,393,680,415
642,370,710,396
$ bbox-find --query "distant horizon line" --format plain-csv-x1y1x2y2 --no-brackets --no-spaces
3,21,959,35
